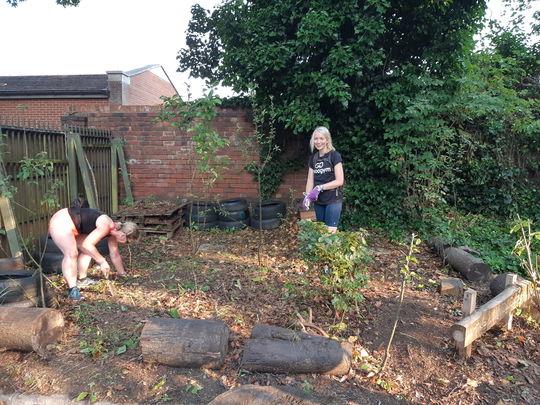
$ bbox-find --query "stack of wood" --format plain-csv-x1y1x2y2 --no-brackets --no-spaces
113,201,186,238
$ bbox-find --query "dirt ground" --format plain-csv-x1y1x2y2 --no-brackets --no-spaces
1,208,539,405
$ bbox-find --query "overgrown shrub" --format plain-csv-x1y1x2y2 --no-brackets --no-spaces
297,220,370,313
420,210,523,276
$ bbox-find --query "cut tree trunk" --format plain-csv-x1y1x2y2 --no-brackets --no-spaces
241,323,352,375
444,247,492,282
208,384,318,405
0,307,64,353
428,237,493,282
140,318,229,369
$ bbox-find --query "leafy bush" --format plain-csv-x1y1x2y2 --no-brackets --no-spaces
297,220,370,313
421,210,523,276
510,218,540,284
179,2,539,229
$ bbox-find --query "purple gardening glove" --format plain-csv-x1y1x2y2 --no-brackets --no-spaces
302,185,323,210
307,185,323,201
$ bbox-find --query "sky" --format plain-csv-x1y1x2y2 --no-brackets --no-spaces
0,0,537,99
0,0,224,99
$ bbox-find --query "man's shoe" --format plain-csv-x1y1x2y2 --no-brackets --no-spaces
77,277,99,289
67,287,85,300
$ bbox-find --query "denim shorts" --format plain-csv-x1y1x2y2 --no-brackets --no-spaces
314,201,343,228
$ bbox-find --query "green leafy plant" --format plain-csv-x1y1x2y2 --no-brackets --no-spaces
0,174,16,199
297,220,370,316
155,90,229,190
379,233,420,372
79,339,106,358
155,90,230,253
115,337,138,355
153,376,166,391
183,383,203,395
423,211,522,275
240,97,283,265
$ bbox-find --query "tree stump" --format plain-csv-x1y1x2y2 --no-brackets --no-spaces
241,324,352,375
440,277,465,297
140,318,229,369
208,384,318,405
0,307,64,353
444,247,492,281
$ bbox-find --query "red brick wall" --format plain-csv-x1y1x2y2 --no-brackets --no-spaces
77,105,306,201
0,99,108,124
127,71,177,106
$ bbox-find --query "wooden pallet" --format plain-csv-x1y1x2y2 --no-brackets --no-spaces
112,203,186,238
140,220,183,238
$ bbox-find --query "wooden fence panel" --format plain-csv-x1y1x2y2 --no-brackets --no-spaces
0,119,116,257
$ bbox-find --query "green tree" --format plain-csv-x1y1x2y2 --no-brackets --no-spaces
179,1,487,222
180,1,486,134
6,0,79,6
179,0,540,227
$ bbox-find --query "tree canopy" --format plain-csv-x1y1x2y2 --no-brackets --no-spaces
6,0,79,6
181,0,539,227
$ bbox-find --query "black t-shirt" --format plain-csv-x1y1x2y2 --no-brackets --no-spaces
68,208,104,234
309,150,343,205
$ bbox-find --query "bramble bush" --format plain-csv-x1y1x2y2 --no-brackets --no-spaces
297,220,370,314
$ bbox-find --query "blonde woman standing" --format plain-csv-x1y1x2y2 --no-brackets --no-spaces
303,126,344,233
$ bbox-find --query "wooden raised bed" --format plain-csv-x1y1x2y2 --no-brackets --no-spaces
452,275,536,358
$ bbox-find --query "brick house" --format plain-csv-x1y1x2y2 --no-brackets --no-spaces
0,65,178,124
0,65,307,202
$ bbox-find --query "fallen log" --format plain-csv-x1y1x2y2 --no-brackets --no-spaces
428,237,492,282
140,318,229,369
0,307,64,353
208,384,318,405
444,247,492,282
241,323,352,375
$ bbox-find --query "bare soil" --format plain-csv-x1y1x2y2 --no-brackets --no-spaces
1,209,539,405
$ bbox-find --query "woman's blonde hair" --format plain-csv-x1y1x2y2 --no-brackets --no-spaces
309,126,336,153
119,221,140,241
